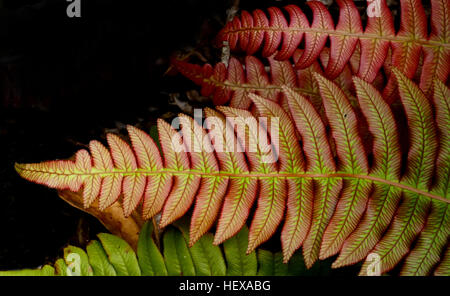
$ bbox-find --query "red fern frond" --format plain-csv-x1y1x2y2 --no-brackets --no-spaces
217,0,450,101
15,73,449,275
172,51,356,112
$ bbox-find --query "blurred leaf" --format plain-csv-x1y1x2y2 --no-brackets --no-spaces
137,222,167,276
223,226,257,276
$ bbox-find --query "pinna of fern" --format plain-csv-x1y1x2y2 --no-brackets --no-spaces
172,48,364,112
15,70,449,275
217,0,450,102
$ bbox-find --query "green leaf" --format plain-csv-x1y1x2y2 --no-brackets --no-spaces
257,250,307,276
272,253,290,276
0,265,55,276
137,221,168,276
257,250,275,276
86,240,117,276
163,227,196,276
97,233,141,276
223,226,257,276
63,245,94,276
54,259,69,276
174,219,226,276
189,233,226,276
285,251,309,275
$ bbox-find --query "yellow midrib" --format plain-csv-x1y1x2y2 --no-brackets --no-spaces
18,166,449,204
224,27,450,49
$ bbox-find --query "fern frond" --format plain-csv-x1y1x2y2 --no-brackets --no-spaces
15,73,449,275
217,0,450,100
172,51,356,111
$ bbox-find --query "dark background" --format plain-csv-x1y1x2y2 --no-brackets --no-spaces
0,0,235,270
0,0,387,274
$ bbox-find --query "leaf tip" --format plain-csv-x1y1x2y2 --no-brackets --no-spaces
390,67,408,87
352,75,364,86
14,162,24,175
246,241,257,255
213,233,225,246
281,248,295,264
312,71,326,82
